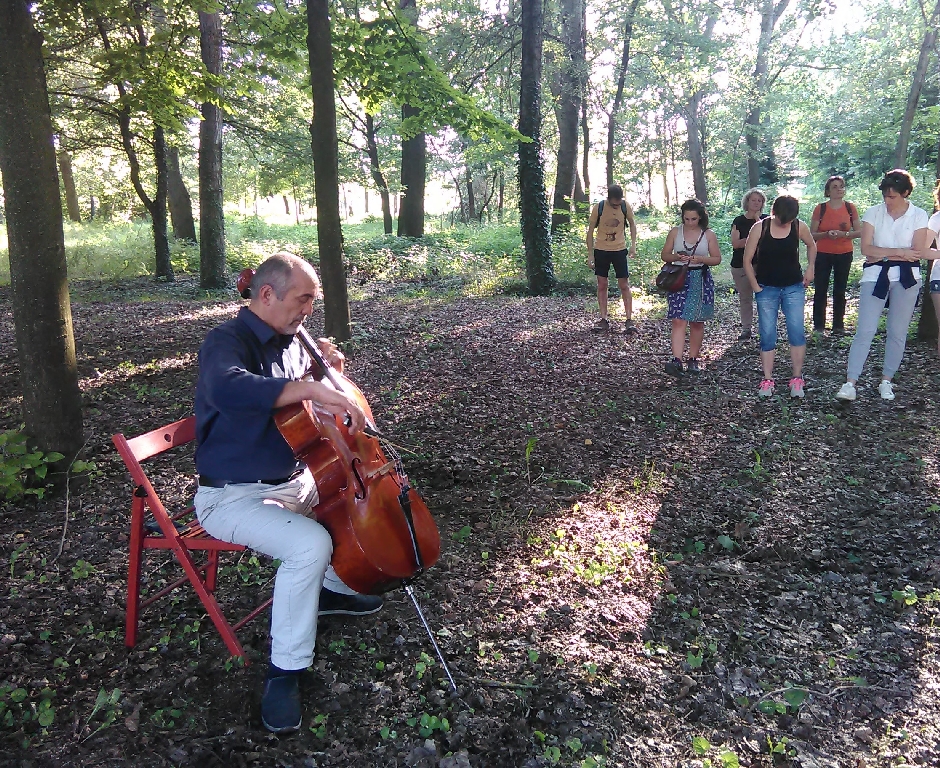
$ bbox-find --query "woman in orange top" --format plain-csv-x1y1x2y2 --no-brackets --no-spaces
810,175,861,333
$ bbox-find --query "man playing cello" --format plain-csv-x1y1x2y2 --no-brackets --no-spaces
194,252,383,733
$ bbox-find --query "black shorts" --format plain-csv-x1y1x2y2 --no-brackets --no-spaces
594,249,629,279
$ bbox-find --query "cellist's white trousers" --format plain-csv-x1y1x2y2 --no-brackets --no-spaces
194,468,355,670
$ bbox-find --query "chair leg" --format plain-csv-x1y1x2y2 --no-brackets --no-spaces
125,498,146,649
176,544,247,660
205,550,219,593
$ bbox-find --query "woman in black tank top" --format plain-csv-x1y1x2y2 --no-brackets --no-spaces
742,195,817,399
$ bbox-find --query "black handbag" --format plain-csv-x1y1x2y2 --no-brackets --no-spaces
655,263,689,293
656,228,705,293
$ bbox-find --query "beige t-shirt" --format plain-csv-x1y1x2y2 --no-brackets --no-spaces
590,201,627,252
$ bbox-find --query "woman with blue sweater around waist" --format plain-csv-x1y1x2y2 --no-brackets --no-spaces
835,170,932,402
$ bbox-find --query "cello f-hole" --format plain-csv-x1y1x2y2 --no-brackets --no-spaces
351,458,367,500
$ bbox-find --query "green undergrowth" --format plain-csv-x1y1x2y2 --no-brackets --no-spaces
0,202,891,298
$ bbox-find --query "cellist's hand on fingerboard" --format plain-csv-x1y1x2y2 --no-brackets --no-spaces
315,337,345,373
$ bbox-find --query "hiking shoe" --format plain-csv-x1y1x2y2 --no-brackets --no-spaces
591,318,610,333
624,320,638,336
835,382,856,402
664,358,684,377
878,379,895,401
789,377,805,399
318,589,384,617
261,673,302,733
758,379,775,398
737,330,752,341
686,358,701,374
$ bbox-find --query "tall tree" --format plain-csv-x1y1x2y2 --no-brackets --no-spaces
199,8,226,288
365,114,394,235
744,0,789,187
892,0,940,169
0,0,84,458
94,12,173,280
57,150,82,222
397,0,426,237
166,146,197,243
518,0,554,295
307,0,352,340
606,0,640,189
549,0,585,232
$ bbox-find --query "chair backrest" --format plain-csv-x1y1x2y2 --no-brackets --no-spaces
120,416,197,463
112,416,196,538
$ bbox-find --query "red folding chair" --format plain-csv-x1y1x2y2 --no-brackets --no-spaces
112,416,272,662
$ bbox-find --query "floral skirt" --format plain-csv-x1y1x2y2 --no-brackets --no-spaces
667,268,714,322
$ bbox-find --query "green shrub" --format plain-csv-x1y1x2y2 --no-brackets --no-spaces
0,428,64,501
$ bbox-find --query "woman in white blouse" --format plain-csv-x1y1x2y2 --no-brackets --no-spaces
835,170,931,402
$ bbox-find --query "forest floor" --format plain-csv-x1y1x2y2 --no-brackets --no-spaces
0,273,939,768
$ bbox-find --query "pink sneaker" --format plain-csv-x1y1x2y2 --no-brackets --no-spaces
758,379,775,398
789,377,805,398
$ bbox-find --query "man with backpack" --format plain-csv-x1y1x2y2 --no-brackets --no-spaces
586,184,638,333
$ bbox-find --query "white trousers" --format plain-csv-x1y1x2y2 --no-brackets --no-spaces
194,469,354,670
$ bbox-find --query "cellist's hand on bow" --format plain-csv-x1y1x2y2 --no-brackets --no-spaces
274,380,366,433
316,337,345,373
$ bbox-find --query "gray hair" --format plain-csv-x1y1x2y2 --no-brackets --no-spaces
741,188,766,211
251,252,320,300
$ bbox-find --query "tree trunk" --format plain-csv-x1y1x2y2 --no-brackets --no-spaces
918,278,938,341
574,173,586,203
465,164,476,223
307,0,351,341
606,0,640,188
0,0,83,459
199,10,226,289
746,0,789,187
893,0,940,169
549,0,584,232
686,91,708,204
397,0,426,237
365,113,393,234
151,127,172,280
166,146,197,243
498,169,504,221
398,107,426,237
57,150,81,222
95,17,173,281
580,0,590,199
518,0,554,295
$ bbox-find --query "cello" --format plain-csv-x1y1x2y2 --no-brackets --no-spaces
236,268,455,689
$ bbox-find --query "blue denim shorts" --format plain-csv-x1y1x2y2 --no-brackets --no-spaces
755,283,807,352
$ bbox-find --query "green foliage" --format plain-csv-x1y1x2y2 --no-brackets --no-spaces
0,685,56,736
0,429,65,501
332,10,521,144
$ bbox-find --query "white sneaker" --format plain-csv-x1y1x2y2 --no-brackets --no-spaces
835,382,856,401
878,380,895,401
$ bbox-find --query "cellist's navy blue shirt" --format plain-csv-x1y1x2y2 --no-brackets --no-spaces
195,307,309,482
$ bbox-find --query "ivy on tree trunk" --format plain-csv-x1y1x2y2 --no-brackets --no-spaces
518,0,554,296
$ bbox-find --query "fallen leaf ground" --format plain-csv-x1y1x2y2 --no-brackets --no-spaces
0,273,938,768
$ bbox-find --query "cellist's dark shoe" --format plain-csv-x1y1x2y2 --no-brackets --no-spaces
318,589,384,617
261,673,302,734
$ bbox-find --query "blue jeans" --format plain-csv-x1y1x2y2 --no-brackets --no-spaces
756,283,806,353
